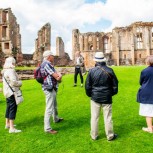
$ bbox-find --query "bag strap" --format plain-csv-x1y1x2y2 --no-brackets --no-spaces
98,66,112,79
3,77,15,92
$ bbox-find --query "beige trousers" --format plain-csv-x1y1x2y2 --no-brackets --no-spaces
90,100,114,140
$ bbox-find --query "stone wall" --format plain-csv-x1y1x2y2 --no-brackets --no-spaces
72,21,153,67
0,8,23,67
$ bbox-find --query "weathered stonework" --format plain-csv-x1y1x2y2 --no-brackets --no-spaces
72,22,153,67
56,37,65,57
0,8,23,66
33,23,51,63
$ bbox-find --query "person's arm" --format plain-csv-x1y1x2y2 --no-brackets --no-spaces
111,70,118,96
85,70,92,97
9,69,22,87
52,72,62,81
44,63,62,81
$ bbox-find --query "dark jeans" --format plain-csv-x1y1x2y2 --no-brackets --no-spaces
74,67,83,84
5,95,17,120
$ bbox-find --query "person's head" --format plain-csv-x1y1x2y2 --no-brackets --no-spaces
146,55,153,66
94,52,106,63
3,56,16,69
43,50,54,63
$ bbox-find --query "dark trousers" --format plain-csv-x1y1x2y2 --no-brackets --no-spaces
5,95,17,120
74,67,83,84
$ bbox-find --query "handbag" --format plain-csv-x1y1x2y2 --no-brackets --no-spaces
4,77,24,105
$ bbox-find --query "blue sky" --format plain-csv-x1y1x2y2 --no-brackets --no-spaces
1,0,153,58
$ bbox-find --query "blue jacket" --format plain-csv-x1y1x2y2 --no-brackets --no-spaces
137,66,153,104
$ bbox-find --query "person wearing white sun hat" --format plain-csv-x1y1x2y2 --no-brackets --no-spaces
85,52,118,141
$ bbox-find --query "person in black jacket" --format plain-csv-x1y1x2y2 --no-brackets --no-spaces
137,55,153,133
85,52,118,141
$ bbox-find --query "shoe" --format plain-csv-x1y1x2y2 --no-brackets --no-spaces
9,128,21,133
73,84,77,87
91,136,98,141
81,84,83,87
55,118,64,123
108,134,118,141
46,130,58,134
142,127,153,133
5,125,16,129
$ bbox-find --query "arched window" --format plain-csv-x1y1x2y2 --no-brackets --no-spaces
97,37,99,50
104,37,108,53
136,33,143,49
136,27,143,49
124,54,126,59
88,36,92,42
89,45,93,50
139,54,141,58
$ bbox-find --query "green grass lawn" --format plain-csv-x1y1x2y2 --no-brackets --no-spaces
0,66,153,153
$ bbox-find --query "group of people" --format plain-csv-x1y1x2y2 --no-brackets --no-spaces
1,50,153,141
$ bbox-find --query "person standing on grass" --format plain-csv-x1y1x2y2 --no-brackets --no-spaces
137,55,153,133
73,51,84,87
41,50,63,134
85,52,118,141
1,57,22,133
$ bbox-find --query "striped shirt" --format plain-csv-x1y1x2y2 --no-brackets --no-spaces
40,60,58,91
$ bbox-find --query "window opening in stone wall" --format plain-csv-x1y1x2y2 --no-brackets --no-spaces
139,54,141,58
124,54,126,59
104,37,108,53
2,26,7,38
88,36,92,42
97,37,99,50
90,45,93,50
4,43,9,49
152,28,153,43
136,33,143,49
6,12,9,21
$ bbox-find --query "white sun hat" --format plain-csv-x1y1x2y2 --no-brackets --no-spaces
94,52,106,62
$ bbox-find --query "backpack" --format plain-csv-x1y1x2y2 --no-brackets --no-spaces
34,66,44,84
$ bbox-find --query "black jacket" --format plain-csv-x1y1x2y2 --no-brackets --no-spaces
85,62,118,104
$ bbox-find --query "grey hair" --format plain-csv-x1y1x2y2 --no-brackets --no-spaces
146,55,153,66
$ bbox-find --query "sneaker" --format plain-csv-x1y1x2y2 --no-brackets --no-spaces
142,127,153,133
73,84,77,87
46,130,58,134
81,84,83,87
108,134,118,141
9,128,21,133
55,118,64,123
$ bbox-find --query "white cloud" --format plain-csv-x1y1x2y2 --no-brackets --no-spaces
1,0,153,59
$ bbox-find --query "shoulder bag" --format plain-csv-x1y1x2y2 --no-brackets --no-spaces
4,77,24,105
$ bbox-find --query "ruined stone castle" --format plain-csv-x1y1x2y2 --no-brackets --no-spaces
33,23,71,66
72,22,153,68
0,8,23,66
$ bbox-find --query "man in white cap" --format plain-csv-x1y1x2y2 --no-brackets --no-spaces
40,50,63,134
85,52,118,141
